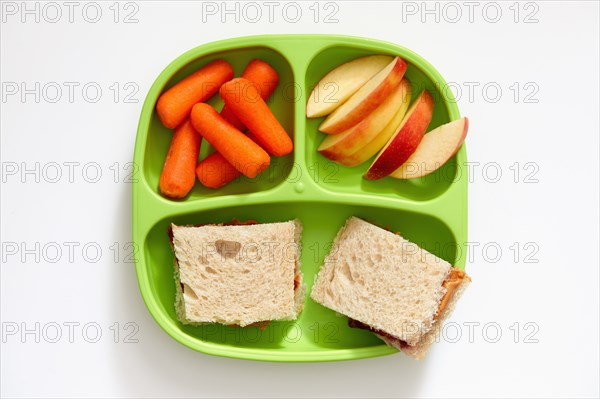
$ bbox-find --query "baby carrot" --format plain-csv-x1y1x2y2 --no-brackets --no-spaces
220,59,280,131
159,119,201,199
242,59,280,96
156,59,234,129
195,133,262,189
220,78,293,157
190,103,269,179
195,152,241,189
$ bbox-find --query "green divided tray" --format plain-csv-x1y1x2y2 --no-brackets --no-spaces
132,34,467,362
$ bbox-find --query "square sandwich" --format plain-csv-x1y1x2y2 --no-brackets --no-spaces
311,216,470,359
171,219,304,327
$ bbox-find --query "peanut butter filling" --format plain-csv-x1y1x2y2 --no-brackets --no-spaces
434,268,470,320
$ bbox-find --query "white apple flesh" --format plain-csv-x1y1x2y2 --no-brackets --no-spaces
306,55,393,118
390,117,469,179
318,57,408,134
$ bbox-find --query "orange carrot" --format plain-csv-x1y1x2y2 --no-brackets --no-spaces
195,152,241,189
157,59,234,129
159,119,202,199
196,133,263,189
190,103,269,179
242,59,280,97
220,78,293,157
220,78,294,156
220,59,280,131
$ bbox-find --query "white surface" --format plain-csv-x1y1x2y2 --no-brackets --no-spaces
1,1,598,398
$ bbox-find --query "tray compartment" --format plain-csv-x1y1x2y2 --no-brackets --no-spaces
304,45,460,201
140,200,458,359
141,46,297,201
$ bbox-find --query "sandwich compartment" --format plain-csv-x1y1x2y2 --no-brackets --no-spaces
133,35,467,362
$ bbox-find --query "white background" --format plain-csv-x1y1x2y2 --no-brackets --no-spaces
1,1,599,398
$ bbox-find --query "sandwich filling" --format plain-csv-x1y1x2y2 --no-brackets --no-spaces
348,267,469,347
435,268,468,320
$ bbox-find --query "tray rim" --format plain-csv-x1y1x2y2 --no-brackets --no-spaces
132,34,467,362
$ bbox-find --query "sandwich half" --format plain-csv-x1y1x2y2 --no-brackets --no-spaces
311,216,470,359
171,219,304,327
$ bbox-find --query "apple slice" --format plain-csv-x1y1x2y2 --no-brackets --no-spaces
339,80,413,167
318,57,408,134
364,90,434,180
318,79,411,162
306,55,393,118
390,117,469,179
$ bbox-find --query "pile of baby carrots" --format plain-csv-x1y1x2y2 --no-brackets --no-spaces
156,58,293,199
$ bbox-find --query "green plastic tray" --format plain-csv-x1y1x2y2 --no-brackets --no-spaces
133,34,467,362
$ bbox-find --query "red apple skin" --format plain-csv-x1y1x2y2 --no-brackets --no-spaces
319,57,408,134
364,91,434,180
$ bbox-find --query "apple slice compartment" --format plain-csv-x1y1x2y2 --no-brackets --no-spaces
133,35,468,362
305,45,462,201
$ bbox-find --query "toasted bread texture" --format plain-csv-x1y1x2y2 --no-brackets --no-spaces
172,219,303,326
311,217,457,348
